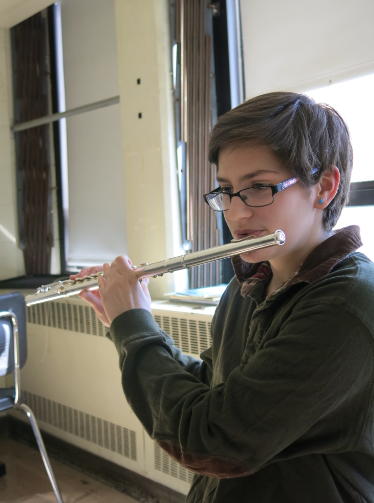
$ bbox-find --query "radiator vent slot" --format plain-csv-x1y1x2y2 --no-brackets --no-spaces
153,315,211,356
27,304,211,357
154,442,194,483
23,391,137,461
27,302,107,337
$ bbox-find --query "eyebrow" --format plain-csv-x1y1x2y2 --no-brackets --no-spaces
216,169,280,184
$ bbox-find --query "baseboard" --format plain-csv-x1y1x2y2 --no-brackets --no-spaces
0,415,186,503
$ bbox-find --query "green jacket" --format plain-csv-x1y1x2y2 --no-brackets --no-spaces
109,226,374,502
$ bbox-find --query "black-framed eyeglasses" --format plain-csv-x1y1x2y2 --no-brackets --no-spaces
203,175,299,212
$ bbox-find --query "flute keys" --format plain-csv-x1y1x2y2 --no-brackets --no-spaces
75,275,95,283
90,272,103,278
36,285,51,294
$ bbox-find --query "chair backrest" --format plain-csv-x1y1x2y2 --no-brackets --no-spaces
0,292,27,376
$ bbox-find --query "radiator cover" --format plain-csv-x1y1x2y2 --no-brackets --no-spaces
14,296,215,495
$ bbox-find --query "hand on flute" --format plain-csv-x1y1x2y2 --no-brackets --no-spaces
70,265,111,327
97,256,151,326
71,258,151,327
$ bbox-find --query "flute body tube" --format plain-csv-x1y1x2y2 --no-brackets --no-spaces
25,231,285,306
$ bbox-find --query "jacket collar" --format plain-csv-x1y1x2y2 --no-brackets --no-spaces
232,225,363,298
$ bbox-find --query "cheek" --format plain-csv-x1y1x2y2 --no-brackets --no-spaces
223,211,238,228
272,193,316,240
273,187,314,216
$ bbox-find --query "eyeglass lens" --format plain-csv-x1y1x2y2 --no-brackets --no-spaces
207,187,274,211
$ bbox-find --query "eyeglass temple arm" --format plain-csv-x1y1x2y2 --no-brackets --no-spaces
272,177,298,195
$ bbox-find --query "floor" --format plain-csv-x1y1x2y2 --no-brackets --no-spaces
0,437,140,503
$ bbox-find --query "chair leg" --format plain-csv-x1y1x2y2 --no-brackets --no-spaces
16,403,64,503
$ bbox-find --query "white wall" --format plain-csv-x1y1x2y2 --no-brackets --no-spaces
240,0,374,98
0,27,25,281
115,0,186,298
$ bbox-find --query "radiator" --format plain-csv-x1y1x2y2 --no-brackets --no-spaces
12,295,215,496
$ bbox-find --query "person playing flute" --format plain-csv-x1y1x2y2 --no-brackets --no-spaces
74,92,374,503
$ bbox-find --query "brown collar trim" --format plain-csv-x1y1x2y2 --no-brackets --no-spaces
232,225,362,297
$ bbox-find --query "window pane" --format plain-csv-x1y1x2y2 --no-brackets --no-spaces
66,106,127,266
61,0,127,267
335,206,374,262
306,73,374,183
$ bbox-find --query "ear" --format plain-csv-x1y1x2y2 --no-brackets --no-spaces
314,166,340,209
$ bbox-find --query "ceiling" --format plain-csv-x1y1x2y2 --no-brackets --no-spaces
0,0,55,28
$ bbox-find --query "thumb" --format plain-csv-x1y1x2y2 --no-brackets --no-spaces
79,290,108,322
79,290,105,314
140,277,151,298
79,290,97,304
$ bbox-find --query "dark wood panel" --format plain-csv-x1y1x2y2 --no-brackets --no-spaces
12,12,52,275
177,0,221,288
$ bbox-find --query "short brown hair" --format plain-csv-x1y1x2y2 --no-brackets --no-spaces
208,92,353,231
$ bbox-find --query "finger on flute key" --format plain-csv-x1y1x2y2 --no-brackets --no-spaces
70,267,88,281
70,265,104,281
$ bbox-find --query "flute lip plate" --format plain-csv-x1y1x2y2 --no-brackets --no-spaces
275,230,286,245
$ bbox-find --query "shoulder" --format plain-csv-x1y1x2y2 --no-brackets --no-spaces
332,251,374,277
319,251,374,302
292,252,374,336
336,251,374,284
334,252,374,330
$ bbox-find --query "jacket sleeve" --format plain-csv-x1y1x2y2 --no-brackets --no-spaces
107,318,213,386
109,303,374,479
158,329,213,386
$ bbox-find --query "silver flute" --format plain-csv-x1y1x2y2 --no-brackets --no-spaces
25,230,285,306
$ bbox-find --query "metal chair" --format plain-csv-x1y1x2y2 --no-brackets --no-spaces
0,292,64,503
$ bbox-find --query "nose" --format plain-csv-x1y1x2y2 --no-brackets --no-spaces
226,194,254,220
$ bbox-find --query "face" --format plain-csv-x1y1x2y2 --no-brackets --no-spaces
217,145,323,265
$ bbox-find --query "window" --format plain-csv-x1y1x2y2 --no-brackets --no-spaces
306,73,374,183
56,0,126,270
306,73,374,261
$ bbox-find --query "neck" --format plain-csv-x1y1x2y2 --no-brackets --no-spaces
267,228,332,294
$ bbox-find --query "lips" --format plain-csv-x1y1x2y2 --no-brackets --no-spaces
234,230,265,240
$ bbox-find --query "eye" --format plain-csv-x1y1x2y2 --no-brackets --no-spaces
219,186,232,194
251,184,270,191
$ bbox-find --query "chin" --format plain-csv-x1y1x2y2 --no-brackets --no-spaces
240,247,277,264
240,251,265,264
